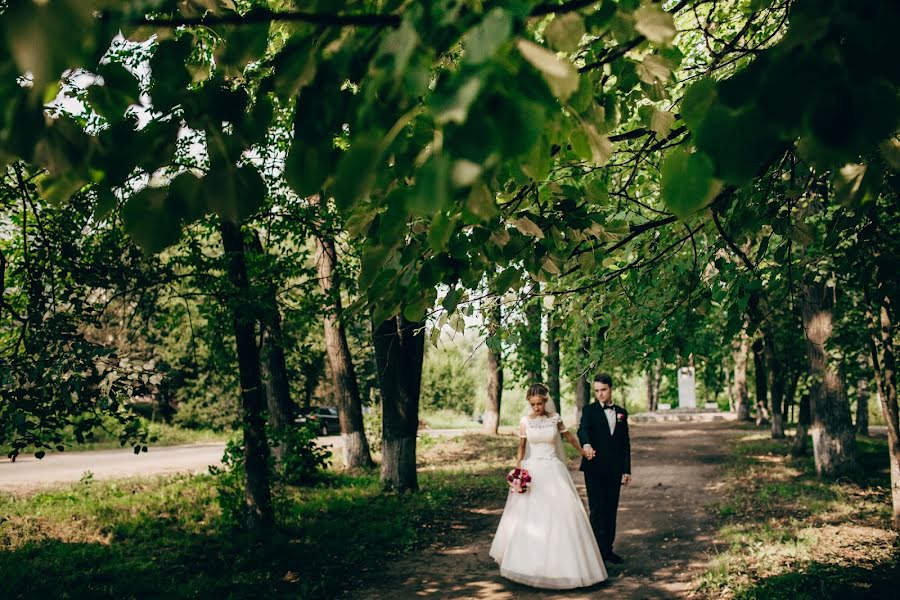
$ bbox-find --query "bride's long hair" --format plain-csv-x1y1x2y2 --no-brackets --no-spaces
523,383,567,461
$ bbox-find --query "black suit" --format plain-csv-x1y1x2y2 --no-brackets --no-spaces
578,402,631,557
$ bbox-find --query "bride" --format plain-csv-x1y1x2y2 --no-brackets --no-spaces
489,383,608,589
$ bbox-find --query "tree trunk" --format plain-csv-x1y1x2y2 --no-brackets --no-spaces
800,281,857,478
733,328,751,420
373,315,425,492
547,324,561,412
792,393,811,457
752,338,770,426
524,295,542,384
483,303,503,435
869,287,900,528
762,328,785,438
219,219,273,530
575,373,589,426
316,234,373,470
246,232,293,466
652,359,662,411
645,358,662,412
856,377,870,437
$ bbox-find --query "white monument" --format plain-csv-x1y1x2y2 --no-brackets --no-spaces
677,366,697,409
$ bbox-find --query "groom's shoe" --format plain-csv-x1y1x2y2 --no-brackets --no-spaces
604,552,624,564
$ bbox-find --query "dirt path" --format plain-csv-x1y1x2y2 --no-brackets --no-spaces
347,421,741,599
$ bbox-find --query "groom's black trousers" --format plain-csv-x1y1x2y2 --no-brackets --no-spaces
583,470,622,556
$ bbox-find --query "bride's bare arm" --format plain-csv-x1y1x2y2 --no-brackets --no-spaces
562,430,583,454
516,422,527,468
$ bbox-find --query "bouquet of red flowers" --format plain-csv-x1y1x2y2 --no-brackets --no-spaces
506,468,532,493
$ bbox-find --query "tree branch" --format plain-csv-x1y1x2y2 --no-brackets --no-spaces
711,208,755,271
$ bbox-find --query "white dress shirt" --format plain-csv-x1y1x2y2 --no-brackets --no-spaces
602,404,616,435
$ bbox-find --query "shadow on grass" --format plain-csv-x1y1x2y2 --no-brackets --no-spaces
736,555,900,600
0,465,510,600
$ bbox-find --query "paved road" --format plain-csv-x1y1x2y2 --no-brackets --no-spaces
0,428,477,492
0,443,227,492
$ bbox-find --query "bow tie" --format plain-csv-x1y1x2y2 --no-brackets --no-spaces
602,404,615,411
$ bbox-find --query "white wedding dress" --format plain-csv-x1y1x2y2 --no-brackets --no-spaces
489,413,608,589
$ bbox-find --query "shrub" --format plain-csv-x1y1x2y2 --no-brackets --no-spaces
420,344,478,414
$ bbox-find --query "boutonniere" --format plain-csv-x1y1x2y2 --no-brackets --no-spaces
616,413,626,421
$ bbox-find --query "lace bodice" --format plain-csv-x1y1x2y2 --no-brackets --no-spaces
520,414,566,460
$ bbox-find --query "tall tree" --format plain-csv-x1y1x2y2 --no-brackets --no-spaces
800,281,857,478
868,259,900,528
246,232,293,465
524,295,543,385
792,393,811,457
483,302,503,435
219,220,273,529
733,329,751,421
855,376,870,437
373,315,425,492
315,230,373,471
762,327,785,438
547,322,561,410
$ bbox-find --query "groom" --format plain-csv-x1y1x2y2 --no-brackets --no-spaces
579,373,631,564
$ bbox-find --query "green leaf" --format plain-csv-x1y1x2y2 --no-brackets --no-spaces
585,0,618,34
36,172,87,206
649,108,675,137
428,212,455,251
403,299,428,323
442,287,463,313
516,39,580,102
409,154,450,216
833,163,881,206
122,187,182,253
87,63,140,122
636,54,671,84
34,450,45,460
583,123,612,166
285,138,333,198
331,137,382,211
788,221,814,246
214,21,270,76
167,171,207,223
377,17,419,77
202,164,266,222
544,13,586,53
680,78,717,133
660,148,721,219
511,216,544,238
569,126,591,160
584,178,609,203
464,8,512,65
694,105,781,185
633,5,677,46
93,186,118,221
433,77,483,125
466,182,498,220
270,38,317,102
149,37,194,111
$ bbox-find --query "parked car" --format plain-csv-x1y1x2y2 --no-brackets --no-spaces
296,406,340,436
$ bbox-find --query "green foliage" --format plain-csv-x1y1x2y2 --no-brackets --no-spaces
210,421,331,527
420,342,479,414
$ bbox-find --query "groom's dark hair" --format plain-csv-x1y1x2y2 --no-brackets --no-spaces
593,373,613,387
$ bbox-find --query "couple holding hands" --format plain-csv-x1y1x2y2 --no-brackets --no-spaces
489,374,632,590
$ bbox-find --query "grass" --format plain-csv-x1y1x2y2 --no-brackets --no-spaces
419,409,480,430
694,432,899,599
0,430,520,599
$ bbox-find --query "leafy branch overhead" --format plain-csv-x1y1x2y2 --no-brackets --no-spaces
0,0,896,322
